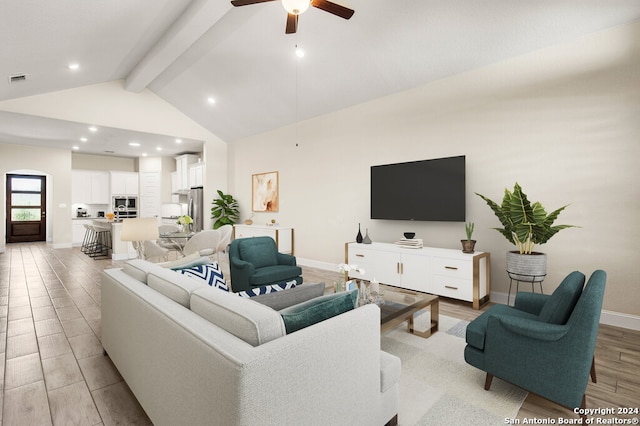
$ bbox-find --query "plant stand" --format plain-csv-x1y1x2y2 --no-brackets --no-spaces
506,271,546,306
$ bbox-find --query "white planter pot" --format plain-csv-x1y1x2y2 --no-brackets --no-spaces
506,251,547,281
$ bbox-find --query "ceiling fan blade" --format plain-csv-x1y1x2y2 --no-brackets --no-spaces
312,0,354,19
231,0,277,7
285,13,298,34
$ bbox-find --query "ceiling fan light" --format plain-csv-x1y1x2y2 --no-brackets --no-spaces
282,0,310,15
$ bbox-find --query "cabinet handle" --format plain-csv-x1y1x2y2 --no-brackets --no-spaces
401,263,404,274
445,285,458,290
445,266,458,270
396,263,400,274
356,254,364,257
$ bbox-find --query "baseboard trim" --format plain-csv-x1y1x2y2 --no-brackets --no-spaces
52,242,72,249
600,310,640,331
490,291,640,331
296,257,337,271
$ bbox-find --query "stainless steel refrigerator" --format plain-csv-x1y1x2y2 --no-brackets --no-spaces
187,187,204,232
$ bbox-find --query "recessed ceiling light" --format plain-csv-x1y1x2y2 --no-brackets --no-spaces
295,46,305,58
142,153,148,157
80,137,88,142
88,126,97,132
175,139,182,144
72,145,79,150
128,142,140,147
68,63,80,71
207,97,216,105
156,147,163,151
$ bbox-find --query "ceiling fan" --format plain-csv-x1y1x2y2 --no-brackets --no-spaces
230,0,355,34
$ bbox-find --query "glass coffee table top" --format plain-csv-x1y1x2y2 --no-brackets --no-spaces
377,284,439,338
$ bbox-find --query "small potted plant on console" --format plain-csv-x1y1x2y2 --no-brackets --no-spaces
461,222,476,253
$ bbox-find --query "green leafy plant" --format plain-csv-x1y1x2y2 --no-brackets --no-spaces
475,183,576,254
211,190,239,229
465,222,475,241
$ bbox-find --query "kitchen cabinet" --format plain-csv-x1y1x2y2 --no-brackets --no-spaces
110,172,139,196
346,242,490,309
72,171,110,204
72,219,93,246
175,154,199,191
189,162,205,188
233,224,294,255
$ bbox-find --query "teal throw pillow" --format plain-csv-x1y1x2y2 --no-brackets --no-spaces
279,289,358,334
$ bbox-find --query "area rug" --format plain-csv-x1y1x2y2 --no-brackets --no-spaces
381,314,528,426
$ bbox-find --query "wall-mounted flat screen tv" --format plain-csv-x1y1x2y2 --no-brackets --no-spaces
371,155,465,222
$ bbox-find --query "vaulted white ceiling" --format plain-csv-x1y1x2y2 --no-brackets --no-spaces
1,0,639,153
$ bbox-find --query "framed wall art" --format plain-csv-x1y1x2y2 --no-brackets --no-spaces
252,171,279,212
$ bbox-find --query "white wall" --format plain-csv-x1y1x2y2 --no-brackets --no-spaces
0,80,227,239
0,143,72,250
229,22,640,318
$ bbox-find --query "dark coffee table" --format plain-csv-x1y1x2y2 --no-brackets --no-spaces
378,284,439,338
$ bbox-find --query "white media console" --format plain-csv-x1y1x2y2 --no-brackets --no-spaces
345,242,491,309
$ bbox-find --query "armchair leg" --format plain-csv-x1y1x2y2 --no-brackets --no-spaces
484,373,493,390
590,357,597,383
384,414,398,426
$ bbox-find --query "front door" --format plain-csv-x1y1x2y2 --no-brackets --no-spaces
5,174,47,243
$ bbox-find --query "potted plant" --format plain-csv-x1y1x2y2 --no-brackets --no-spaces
211,190,240,230
476,183,576,280
461,222,476,253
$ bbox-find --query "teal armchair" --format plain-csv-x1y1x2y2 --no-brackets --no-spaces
464,270,606,414
229,236,303,293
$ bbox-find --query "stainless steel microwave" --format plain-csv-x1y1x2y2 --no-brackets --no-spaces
113,196,137,211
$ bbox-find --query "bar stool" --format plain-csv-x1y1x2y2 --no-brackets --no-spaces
90,224,112,259
81,224,96,254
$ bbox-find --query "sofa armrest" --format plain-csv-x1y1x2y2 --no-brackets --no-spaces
514,292,549,315
276,252,296,266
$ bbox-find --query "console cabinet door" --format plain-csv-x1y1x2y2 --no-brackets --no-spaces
399,251,430,293
373,248,402,287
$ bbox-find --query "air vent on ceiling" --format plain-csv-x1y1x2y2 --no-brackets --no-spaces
9,73,28,83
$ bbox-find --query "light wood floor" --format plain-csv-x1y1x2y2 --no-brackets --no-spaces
0,242,638,425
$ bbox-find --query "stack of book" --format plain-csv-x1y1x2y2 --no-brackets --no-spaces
394,238,423,249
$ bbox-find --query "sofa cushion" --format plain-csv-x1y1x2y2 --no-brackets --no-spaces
236,280,297,298
538,271,585,324
122,259,166,284
250,282,326,311
248,265,303,286
191,286,286,346
380,351,401,393
279,289,359,334
239,239,278,268
178,263,228,291
147,268,208,308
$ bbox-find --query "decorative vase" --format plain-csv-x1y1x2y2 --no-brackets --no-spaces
363,229,372,244
506,251,547,281
461,239,476,253
356,223,363,243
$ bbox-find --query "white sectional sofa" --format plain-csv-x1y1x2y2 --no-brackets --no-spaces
101,259,400,426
